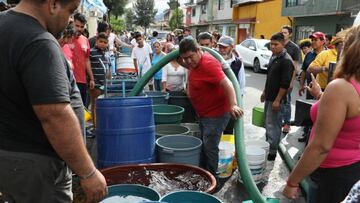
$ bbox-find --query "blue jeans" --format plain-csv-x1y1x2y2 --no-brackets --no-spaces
281,88,292,125
110,56,116,75
199,113,230,176
264,101,283,156
154,79,162,91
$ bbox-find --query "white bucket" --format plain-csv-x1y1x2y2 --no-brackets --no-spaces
239,147,266,184
217,141,235,178
245,140,270,157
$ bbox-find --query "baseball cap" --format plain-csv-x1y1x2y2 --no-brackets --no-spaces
217,36,234,47
309,32,325,40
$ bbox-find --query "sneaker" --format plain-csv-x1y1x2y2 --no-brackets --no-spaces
267,154,276,161
282,124,291,134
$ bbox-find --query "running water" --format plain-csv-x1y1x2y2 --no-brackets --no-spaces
122,167,211,196
100,195,150,203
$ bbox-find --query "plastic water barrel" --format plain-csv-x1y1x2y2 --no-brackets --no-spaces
155,124,189,139
168,91,197,123
161,191,223,203
145,91,169,104
96,97,156,168
156,135,202,166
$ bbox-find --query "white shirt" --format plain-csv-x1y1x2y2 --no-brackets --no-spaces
162,62,187,91
226,54,246,96
131,43,152,76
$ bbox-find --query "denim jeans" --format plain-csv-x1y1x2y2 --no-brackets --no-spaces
199,113,230,176
281,88,292,125
264,101,283,156
154,79,162,91
110,56,116,75
0,149,72,203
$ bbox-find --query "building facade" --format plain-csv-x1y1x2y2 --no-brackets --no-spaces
282,0,360,42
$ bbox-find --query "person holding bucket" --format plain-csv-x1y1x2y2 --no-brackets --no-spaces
283,25,360,203
261,32,294,161
178,38,243,176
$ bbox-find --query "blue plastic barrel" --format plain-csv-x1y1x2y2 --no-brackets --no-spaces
160,191,223,203
96,97,156,168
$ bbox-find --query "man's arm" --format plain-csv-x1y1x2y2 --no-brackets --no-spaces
86,59,95,89
33,103,107,202
307,53,326,74
220,77,243,119
133,58,138,74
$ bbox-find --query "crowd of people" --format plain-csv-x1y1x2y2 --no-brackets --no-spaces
0,0,359,202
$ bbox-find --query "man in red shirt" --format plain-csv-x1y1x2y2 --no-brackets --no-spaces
69,13,94,105
179,38,243,176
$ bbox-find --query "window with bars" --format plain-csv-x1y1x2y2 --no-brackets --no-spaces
286,0,308,7
218,0,224,10
201,4,207,14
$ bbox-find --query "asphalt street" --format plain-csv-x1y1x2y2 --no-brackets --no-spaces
213,67,307,203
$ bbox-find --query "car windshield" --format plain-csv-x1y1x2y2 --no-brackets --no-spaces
157,32,168,40
257,40,270,50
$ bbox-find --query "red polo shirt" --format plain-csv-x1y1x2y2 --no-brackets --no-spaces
69,35,90,84
188,52,229,118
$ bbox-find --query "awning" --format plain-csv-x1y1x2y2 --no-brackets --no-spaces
82,0,108,15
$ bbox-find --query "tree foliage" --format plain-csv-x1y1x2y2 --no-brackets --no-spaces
103,0,128,18
133,0,157,34
110,16,125,32
125,9,135,31
169,8,184,31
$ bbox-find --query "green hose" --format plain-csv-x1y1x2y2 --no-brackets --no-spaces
129,48,275,203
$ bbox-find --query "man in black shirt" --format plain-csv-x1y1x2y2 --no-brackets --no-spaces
261,32,294,161
281,25,302,134
0,0,107,202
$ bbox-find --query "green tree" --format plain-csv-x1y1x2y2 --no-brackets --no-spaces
103,0,128,18
110,16,125,32
169,8,184,31
133,0,157,34
125,9,135,31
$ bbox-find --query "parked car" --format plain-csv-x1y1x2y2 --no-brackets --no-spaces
236,39,272,73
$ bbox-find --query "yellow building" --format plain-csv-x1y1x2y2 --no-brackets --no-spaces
232,0,292,43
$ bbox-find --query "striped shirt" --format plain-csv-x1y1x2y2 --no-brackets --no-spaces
90,47,110,88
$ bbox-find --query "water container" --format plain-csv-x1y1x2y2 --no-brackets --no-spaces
161,191,223,203
96,97,155,168
156,135,202,166
239,147,266,184
145,91,169,104
181,123,200,139
168,91,197,123
245,140,270,158
252,107,265,127
217,141,235,178
100,184,160,203
153,104,184,124
155,124,190,139
116,55,136,73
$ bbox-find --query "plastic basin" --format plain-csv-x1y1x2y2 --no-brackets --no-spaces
100,184,160,203
155,124,190,139
153,104,184,124
160,191,223,203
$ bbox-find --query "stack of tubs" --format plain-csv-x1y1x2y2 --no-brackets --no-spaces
239,140,270,184
96,97,156,168
168,91,197,123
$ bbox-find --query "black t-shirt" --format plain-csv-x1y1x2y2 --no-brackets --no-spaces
0,10,83,157
264,50,294,102
285,40,301,62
